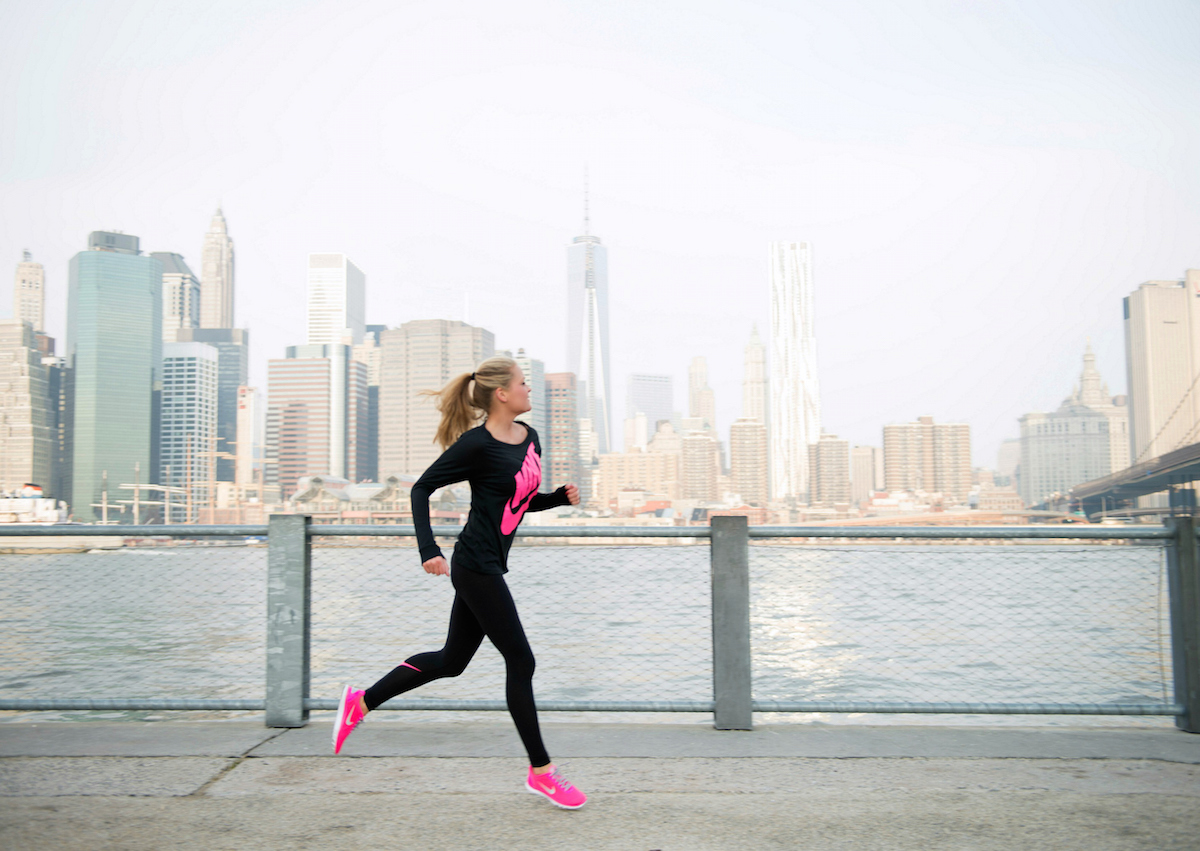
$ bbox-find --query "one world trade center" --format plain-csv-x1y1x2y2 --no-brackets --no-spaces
566,209,611,455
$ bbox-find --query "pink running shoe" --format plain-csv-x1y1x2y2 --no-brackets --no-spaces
525,765,587,809
332,685,366,754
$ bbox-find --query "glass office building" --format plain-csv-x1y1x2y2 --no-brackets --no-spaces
67,232,162,522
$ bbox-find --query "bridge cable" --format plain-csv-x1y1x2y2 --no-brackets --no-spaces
1133,369,1200,463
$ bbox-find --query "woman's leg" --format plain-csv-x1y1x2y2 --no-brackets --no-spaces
452,565,550,768
362,589,485,711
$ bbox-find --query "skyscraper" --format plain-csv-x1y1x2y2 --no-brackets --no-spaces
235,385,261,489
152,252,200,343
175,328,250,482
545,372,580,493
730,417,768,506
505,348,547,443
352,325,387,483
623,412,649,453
769,241,821,501
13,250,45,332
681,431,720,501
851,445,883,505
808,433,852,506
67,232,162,522
883,416,972,506
377,320,493,478
1124,271,1200,466
567,212,611,453
0,320,54,494
995,439,1021,488
688,356,717,430
626,374,674,433
200,208,235,329
307,253,366,346
265,344,368,498
159,342,219,519
1018,345,1130,506
742,324,767,424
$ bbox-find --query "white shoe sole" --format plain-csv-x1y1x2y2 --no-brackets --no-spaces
525,780,586,809
333,684,352,752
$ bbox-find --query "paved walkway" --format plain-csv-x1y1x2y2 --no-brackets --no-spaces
2,720,1199,850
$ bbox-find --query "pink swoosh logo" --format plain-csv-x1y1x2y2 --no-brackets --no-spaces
501,443,542,535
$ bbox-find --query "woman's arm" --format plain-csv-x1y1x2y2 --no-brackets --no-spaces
411,436,477,563
529,483,578,512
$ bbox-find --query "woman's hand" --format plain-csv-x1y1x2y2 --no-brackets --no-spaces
564,483,580,505
423,556,449,576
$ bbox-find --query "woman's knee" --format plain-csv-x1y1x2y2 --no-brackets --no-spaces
440,651,472,678
417,648,471,679
506,646,536,680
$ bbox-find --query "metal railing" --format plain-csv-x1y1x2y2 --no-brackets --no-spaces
0,516,1197,732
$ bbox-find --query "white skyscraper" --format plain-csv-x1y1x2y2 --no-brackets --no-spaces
377,320,493,478
307,253,366,346
567,206,611,454
160,341,219,518
742,324,767,423
152,252,200,342
1125,271,1200,465
626,374,674,433
769,241,821,501
235,385,261,489
200,208,235,328
13,251,45,333
688,356,716,429
503,347,547,440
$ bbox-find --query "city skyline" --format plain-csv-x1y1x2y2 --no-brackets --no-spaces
2,212,1189,475
3,1,1199,468
5,224,1194,514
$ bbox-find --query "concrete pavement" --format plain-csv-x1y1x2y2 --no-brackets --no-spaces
2,720,1199,850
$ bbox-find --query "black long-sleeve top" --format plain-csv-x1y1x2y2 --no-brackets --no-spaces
411,423,570,575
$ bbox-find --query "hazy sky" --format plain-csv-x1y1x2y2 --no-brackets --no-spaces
3,0,1198,466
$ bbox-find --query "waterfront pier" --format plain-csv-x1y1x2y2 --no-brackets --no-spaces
2,720,1200,849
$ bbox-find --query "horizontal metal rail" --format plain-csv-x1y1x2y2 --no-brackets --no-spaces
319,524,1175,540
747,526,1174,540
0,525,269,537
0,523,1177,540
314,524,711,538
2,698,1179,716
304,698,716,712
0,699,265,711
751,701,1184,716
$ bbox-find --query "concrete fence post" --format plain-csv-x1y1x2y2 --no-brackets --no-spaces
711,515,752,730
266,513,311,727
1166,516,1200,733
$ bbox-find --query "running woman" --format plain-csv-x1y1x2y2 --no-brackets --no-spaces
332,356,587,809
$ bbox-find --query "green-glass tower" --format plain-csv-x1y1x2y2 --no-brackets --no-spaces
67,232,162,522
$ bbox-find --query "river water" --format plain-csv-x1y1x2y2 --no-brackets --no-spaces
0,542,1174,726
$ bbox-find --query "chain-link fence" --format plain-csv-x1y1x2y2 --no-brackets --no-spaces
310,541,712,706
0,521,1194,728
750,542,1172,709
0,545,265,707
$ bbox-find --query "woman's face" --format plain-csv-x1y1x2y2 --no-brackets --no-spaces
498,366,532,415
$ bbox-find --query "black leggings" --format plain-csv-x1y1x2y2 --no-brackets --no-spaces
362,561,549,767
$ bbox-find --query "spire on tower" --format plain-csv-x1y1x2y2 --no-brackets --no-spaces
583,167,590,235
1073,340,1108,409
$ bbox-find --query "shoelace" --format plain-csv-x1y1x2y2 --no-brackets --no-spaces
549,769,574,791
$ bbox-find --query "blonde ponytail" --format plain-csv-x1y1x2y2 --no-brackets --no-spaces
424,356,517,449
